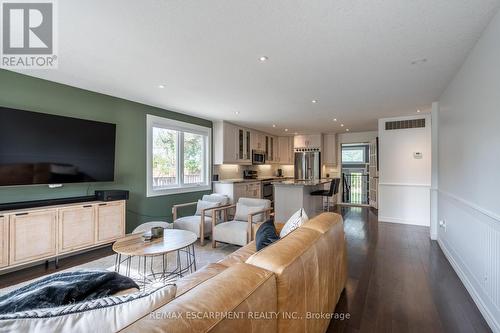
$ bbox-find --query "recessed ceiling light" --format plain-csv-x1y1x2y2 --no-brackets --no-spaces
417,109,421,113
158,84,165,89
284,128,289,132
259,56,268,62
312,99,318,104
346,129,350,132
272,124,276,128
235,111,240,115
411,58,428,65
333,118,337,122
340,124,344,127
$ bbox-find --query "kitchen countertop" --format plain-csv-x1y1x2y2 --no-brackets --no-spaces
213,176,293,184
272,179,333,186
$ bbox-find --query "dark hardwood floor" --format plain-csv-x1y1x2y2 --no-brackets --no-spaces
0,206,491,333
0,246,114,290
328,206,491,333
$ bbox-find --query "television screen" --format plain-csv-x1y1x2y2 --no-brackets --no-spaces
0,107,116,186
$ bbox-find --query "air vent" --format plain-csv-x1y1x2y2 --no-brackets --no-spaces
385,118,425,130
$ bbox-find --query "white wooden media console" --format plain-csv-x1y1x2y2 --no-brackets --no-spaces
0,200,125,272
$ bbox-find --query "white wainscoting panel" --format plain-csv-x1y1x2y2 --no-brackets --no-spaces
378,184,430,226
438,191,500,333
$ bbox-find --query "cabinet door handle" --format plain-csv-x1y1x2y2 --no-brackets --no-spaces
15,212,29,216
99,203,107,206
83,205,93,208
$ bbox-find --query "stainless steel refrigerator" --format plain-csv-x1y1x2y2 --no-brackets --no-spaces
294,150,321,180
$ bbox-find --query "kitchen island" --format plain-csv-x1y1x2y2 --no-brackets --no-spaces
272,179,332,222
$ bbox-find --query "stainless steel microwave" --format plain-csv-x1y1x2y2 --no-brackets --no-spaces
252,150,266,165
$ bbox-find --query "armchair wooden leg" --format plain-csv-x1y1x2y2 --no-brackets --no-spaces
212,239,216,248
200,215,205,246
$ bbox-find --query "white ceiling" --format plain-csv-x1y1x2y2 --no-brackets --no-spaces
14,0,500,134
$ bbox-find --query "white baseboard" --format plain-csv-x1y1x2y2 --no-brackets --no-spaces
378,216,429,227
438,238,500,333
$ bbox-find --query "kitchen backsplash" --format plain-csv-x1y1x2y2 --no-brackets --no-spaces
214,164,294,180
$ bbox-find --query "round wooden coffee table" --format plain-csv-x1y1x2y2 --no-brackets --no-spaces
112,229,197,287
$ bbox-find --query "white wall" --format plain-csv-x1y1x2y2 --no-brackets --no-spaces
378,114,432,226
437,9,500,332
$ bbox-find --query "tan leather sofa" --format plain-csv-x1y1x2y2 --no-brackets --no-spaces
121,212,348,333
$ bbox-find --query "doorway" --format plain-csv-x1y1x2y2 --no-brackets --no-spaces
341,143,370,205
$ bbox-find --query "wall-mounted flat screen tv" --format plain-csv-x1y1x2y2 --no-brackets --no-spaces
0,107,116,186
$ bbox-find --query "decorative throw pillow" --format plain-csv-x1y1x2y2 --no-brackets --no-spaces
195,200,220,217
234,203,267,222
0,283,177,333
280,208,309,238
256,219,280,251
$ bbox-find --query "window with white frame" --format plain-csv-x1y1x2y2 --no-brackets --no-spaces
342,146,367,164
147,114,211,196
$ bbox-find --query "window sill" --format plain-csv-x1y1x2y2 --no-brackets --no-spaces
146,185,212,197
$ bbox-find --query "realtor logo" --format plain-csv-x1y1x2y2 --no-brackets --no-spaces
1,0,57,68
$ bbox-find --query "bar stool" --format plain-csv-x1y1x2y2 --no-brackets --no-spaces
310,178,340,211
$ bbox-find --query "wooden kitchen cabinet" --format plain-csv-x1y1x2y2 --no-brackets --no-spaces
0,215,8,268
237,128,252,162
234,182,261,201
213,121,252,165
9,209,57,266
58,204,96,254
322,134,337,165
214,182,262,204
264,135,278,163
294,134,322,149
251,131,265,151
278,136,294,164
96,201,125,243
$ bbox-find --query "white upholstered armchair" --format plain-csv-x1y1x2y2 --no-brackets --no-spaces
172,194,230,246
211,198,272,247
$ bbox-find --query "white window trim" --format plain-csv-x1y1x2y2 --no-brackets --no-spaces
146,114,212,197
342,146,367,164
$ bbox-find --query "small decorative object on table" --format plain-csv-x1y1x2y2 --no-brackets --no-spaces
142,232,153,242
151,227,164,238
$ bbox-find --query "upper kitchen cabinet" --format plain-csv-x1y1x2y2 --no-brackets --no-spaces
237,127,252,162
213,121,251,165
277,136,294,165
322,134,337,165
294,134,322,149
264,135,278,163
251,131,265,151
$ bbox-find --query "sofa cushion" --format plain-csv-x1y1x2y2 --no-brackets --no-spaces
122,263,277,333
234,203,265,223
174,215,213,237
213,221,248,246
0,283,176,333
234,198,271,222
279,208,308,238
195,200,220,217
255,219,280,251
202,194,230,205
175,263,228,297
217,241,257,267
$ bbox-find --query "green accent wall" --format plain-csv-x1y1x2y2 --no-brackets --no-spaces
0,69,212,233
